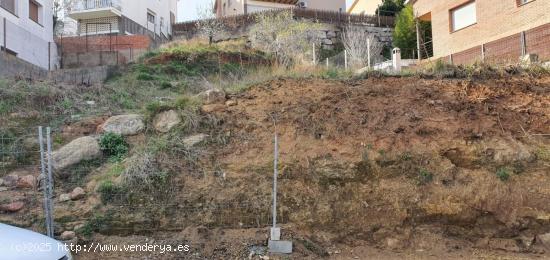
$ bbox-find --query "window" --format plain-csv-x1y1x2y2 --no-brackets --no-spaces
0,0,16,15
147,12,155,24
450,1,476,32
29,0,41,24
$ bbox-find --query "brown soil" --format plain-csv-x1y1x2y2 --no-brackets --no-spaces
175,76,550,258
4,75,550,259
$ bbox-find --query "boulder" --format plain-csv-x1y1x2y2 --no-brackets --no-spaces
153,110,181,133
2,174,20,187
183,134,209,148
52,136,101,172
60,231,76,241
0,201,25,212
16,175,36,189
198,89,226,104
59,194,71,202
100,114,144,136
225,100,238,107
70,187,86,200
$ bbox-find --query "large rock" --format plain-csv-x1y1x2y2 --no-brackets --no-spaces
100,114,144,136
52,136,101,171
70,187,86,200
538,233,550,249
183,134,209,148
198,89,226,104
0,201,25,212
153,110,181,133
16,175,36,189
60,231,76,241
59,194,71,202
2,174,20,187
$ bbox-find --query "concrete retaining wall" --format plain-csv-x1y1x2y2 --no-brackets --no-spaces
1,53,119,85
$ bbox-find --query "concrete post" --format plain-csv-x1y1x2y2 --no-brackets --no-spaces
481,43,485,62
392,48,401,72
520,31,526,56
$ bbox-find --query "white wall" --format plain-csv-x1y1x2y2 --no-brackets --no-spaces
0,0,56,69
120,0,177,37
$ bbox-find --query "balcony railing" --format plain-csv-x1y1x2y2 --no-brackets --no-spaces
72,0,121,12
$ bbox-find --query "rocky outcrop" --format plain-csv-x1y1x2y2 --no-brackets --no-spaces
100,114,144,136
182,134,209,148
16,175,36,189
52,136,101,172
0,201,25,212
153,110,181,133
70,187,86,200
198,89,226,104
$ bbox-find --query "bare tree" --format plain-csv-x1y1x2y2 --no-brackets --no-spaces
195,2,226,45
53,0,77,35
249,10,321,67
341,25,384,68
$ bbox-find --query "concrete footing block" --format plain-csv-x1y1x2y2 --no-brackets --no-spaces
268,240,292,254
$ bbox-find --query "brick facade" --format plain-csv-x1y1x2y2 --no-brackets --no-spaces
410,0,550,61
57,35,151,54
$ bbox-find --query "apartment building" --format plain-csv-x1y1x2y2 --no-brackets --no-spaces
214,0,347,17
69,0,178,39
347,0,383,15
0,0,56,69
406,0,550,62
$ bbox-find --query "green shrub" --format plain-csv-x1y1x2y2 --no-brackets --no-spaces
97,180,126,204
77,214,111,237
99,133,129,161
136,72,155,81
418,169,433,185
159,81,173,89
496,168,510,181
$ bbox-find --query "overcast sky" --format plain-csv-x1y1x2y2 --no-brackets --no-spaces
177,0,354,22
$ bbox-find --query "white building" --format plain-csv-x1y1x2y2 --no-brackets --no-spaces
0,0,57,69
214,0,347,17
69,0,178,39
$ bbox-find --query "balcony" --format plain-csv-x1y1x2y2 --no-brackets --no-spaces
69,0,122,20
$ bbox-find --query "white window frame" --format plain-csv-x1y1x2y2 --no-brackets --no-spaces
450,1,477,32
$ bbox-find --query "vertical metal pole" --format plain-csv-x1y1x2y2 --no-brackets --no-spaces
367,38,371,68
520,31,526,56
46,127,54,238
48,42,51,71
312,43,316,65
272,134,278,228
326,58,329,68
415,18,422,61
481,43,485,62
3,17,6,54
344,50,348,70
39,127,51,237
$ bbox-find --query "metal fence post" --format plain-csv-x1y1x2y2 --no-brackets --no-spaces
3,17,6,54
520,31,526,56
312,43,316,65
367,38,371,68
344,50,348,70
38,127,52,237
272,134,278,229
46,127,54,238
326,58,329,68
481,43,485,62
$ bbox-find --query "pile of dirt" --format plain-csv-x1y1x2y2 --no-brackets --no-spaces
173,75,549,257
